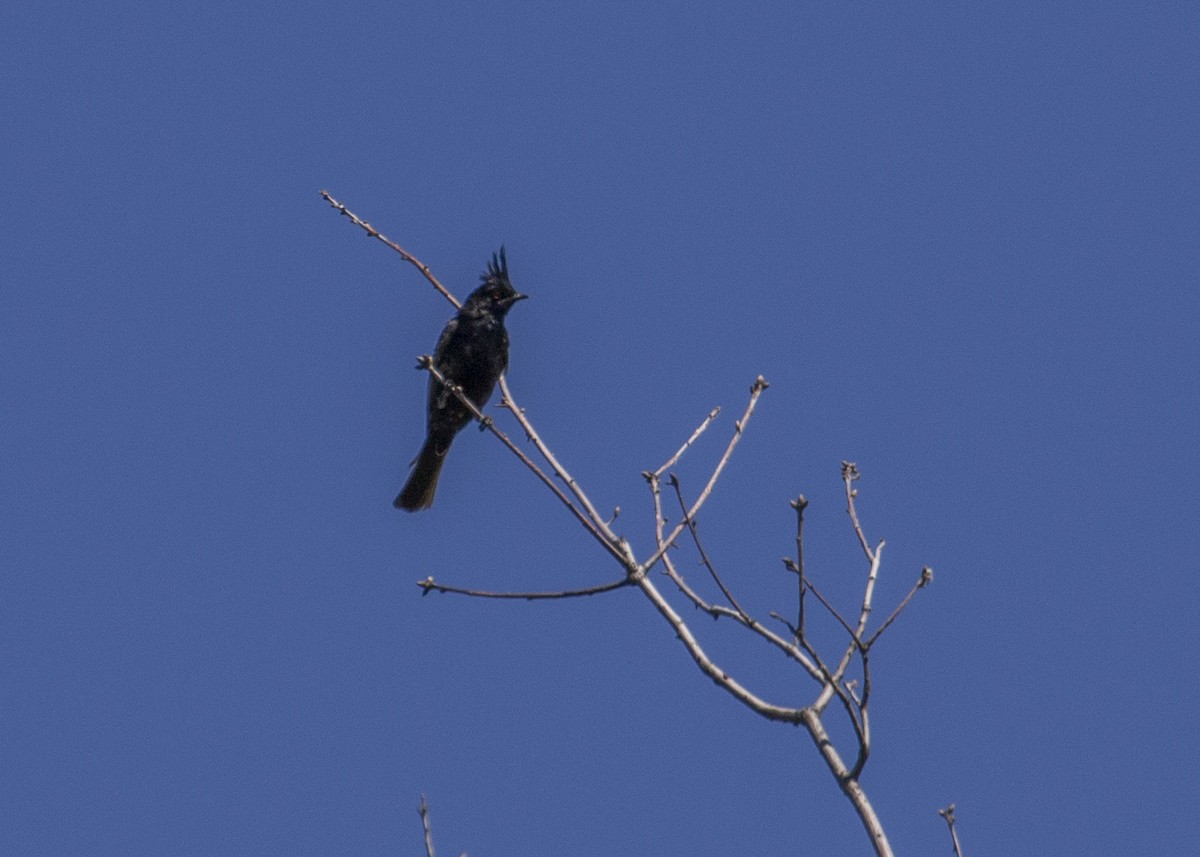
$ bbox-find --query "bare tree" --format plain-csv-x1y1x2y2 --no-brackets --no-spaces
323,192,948,857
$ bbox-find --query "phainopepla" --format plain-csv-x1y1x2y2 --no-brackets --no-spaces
394,248,527,511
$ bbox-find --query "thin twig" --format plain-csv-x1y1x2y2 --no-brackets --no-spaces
848,652,872,780
939,804,965,857
854,540,885,641
417,576,631,599
651,473,819,679
649,473,712,607
669,474,748,619
866,566,934,648
792,495,808,641
804,579,859,642
498,376,622,546
645,470,669,563
791,618,868,758
662,562,820,677
417,358,625,564
813,542,883,713
842,461,873,561
640,376,769,574
654,407,721,477
792,621,837,689
631,571,807,725
815,467,886,714
319,190,461,310
647,408,714,581
419,794,436,857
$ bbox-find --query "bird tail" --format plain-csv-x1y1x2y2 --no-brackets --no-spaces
394,435,450,511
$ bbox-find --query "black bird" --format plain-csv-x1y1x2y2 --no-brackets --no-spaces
394,248,527,511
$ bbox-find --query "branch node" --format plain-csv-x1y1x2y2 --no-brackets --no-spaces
769,610,798,636
939,804,964,857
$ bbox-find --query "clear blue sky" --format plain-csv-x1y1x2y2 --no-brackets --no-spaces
4,3,1198,854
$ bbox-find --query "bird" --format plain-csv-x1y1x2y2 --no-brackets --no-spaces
394,248,527,511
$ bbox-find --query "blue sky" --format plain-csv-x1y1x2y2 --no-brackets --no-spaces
4,2,1198,854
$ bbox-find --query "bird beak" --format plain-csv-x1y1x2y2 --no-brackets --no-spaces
510,293,528,304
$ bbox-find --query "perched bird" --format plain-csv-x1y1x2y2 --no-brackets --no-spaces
394,248,527,511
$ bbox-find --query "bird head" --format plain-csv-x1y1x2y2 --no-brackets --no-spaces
463,246,527,317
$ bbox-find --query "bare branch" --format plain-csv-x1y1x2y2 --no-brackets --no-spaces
320,198,924,857
319,191,461,310
854,540,885,641
790,620,869,765
842,461,873,561
800,710,893,857
791,494,808,641
816,466,887,698
866,566,934,648
418,357,626,565
419,794,437,857
803,579,860,643
632,572,807,725
416,575,630,599
815,468,888,714
652,475,821,680
768,610,798,637
654,407,721,477
813,544,884,714
669,474,748,619
497,376,622,548
848,653,872,780
939,804,965,857
640,376,769,574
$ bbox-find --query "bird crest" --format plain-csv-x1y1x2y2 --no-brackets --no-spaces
484,246,510,287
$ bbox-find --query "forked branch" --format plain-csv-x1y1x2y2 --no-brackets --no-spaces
324,194,939,857
417,357,625,564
